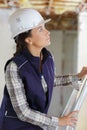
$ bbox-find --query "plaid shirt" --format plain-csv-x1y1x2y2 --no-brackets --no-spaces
5,61,78,129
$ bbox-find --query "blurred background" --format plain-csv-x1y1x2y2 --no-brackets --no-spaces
0,0,87,130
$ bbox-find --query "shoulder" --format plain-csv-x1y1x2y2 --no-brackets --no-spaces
42,48,54,59
4,58,13,72
5,61,18,77
4,53,28,72
42,48,54,62
42,48,52,56
13,54,28,69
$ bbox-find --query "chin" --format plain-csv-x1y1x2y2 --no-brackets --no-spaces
45,42,51,47
48,41,51,45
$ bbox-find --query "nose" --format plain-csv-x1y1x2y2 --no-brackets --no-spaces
45,28,50,35
48,30,50,35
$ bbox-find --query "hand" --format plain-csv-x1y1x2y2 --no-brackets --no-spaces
77,67,87,79
58,111,78,127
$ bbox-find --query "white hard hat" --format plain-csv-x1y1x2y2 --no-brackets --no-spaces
9,8,51,38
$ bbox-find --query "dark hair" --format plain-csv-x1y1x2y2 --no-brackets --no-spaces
14,30,32,56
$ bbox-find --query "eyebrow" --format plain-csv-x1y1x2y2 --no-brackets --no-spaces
34,26,42,32
35,25,44,31
37,26,42,29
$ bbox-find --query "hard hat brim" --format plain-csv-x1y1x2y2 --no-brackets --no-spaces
12,18,51,38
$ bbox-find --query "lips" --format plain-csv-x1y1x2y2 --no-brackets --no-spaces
47,36,50,41
47,39,50,42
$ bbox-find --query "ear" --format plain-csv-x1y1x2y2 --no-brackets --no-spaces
25,37,32,45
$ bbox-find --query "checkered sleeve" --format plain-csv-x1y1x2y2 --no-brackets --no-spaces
54,74,79,87
5,61,58,129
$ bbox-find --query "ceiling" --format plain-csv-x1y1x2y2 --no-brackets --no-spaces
0,0,86,30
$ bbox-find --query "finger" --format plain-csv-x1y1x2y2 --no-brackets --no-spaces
71,120,77,127
71,110,79,114
68,120,77,127
70,118,78,127
71,118,78,123
69,111,79,117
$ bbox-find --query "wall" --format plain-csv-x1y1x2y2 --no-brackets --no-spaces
48,30,78,117
0,9,15,103
48,31,64,116
76,11,87,130
0,24,15,103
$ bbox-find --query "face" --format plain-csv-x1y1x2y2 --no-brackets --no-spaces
26,24,50,49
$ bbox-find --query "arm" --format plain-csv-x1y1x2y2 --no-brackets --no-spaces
54,67,87,89
54,74,78,87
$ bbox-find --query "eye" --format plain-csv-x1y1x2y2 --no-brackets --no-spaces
38,26,43,32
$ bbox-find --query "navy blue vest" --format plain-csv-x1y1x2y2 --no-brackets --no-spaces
0,48,55,130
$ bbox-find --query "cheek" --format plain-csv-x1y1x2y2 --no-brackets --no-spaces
32,33,49,46
33,35,44,43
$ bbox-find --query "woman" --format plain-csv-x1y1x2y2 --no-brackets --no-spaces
0,8,87,130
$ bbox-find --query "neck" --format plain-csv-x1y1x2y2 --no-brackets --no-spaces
27,46,43,73
27,46,43,57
